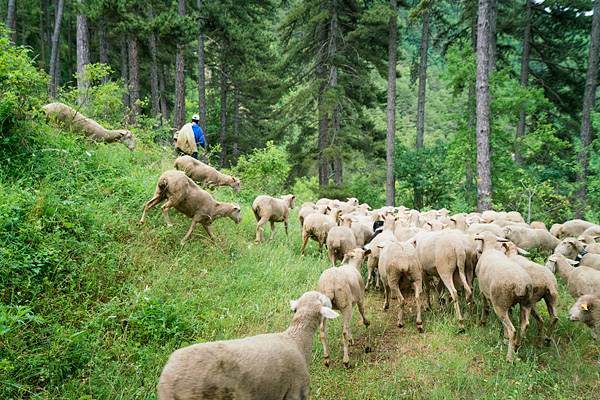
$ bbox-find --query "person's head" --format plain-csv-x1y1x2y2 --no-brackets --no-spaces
191,114,199,124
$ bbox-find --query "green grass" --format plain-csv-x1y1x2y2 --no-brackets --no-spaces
2,133,600,399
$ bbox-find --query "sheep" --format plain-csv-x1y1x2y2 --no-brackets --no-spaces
506,211,525,223
554,237,600,271
252,195,296,244
581,224,600,237
42,102,135,150
301,208,341,255
481,210,500,223
502,225,560,252
502,242,559,346
530,221,547,230
326,214,358,267
466,223,505,238
492,220,529,228
156,291,339,400
551,219,597,239
394,225,425,242
475,232,533,362
545,253,600,299
317,248,371,368
578,235,600,254
298,204,327,228
174,156,241,193
413,229,473,331
568,295,600,341
449,213,469,232
377,241,424,331
138,170,241,245
365,214,399,290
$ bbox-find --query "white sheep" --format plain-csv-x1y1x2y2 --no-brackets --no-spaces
530,221,547,230
252,194,296,244
365,214,399,290
502,242,559,346
156,291,339,400
554,237,600,271
298,203,327,228
377,241,424,331
174,155,241,193
43,102,134,150
317,248,371,368
326,214,358,267
475,232,533,362
568,294,600,341
138,170,241,245
550,219,597,239
502,225,560,253
545,253,600,299
301,208,341,255
578,235,600,254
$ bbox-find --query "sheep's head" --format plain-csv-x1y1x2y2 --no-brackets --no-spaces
290,291,339,320
569,295,597,322
229,204,242,224
116,130,135,150
229,176,242,194
554,238,581,258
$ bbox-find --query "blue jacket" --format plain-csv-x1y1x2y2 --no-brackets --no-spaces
192,123,206,149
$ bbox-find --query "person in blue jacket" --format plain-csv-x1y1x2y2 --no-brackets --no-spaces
191,114,206,160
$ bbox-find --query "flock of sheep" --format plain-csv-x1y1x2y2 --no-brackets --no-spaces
135,157,600,400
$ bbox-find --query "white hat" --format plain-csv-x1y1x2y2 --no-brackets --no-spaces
192,114,200,121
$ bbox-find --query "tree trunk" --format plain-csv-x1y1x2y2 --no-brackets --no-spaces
576,0,600,218
488,0,498,75
99,14,108,84
48,0,64,98
173,0,187,131
414,9,430,210
465,8,477,206
386,0,398,207
6,0,16,37
45,1,51,62
39,0,46,67
515,0,532,164
128,35,140,125
233,89,239,163
476,0,493,212
219,51,228,168
67,14,73,85
120,33,130,110
317,58,329,186
159,61,170,125
330,0,343,185
148,7,160,121
76,0,90,106
197,0,207,134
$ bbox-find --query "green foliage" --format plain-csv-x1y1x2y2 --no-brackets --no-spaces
233,141,291,200
0,305,43,335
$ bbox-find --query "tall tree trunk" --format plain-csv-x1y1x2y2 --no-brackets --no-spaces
386,0,398,207
318,61,329,187
99,14,108,84
173,0,186,131
476,0,493,212
20,2,26,46
329,0,342,185
465,8,477,206
76,0,90,106
233,89,239,163
128,35,140,125
120,33,130,110
197,0,207,134
576,0,600,218
67,14,73,84
414,9,430,210
39,1,46,67
515,0,532,164
45,1,51,61
48,0,65,98
148,7,160,121
219,52,228,168
159,61,170,125
6,0,16,38
488,0,498,75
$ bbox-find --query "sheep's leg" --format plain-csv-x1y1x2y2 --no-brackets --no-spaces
414,280,424,332
139,194,165,224
357,298,370,328
330,253,337,268
320,319,331,367
423,275,432,310
268,221,277,241
201,223,216,241
435,279,446,305
493,304,517,362
180,219,199,246
516,303,531,350
341,306,353,368
318,240,323,253
438,272,464,331
255,217,269,243
160,199,175,227
365,257,376,290
375,267,380,290
300,234,309,255
284,218,290,241
389,279,405,328
530,305,544,347
383,282,391,310
480,294,489,325
545,298,559,346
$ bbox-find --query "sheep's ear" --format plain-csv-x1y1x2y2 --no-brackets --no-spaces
450,217,456,222
427,221,432,226
395,216,399,221
474,235,483,241
566,258,578,265
290,300,299,312
517,247,529,255
349,250,356,257
320,306,339,319
231,176,236,181
377,242,386,249
407,237,416,245
363,249,372,256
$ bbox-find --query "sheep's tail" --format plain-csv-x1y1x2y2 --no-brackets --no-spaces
320,287,336,303
252,204,260,222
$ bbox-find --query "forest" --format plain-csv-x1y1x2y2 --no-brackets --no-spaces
2,0,600,399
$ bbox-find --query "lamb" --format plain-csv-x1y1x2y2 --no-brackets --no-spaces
138,170,241,245
578,235,600,254
502,225,560,252
42,102,134,150
326,214,358,267
554,237,600,271
317,248,371,368
475,232,533,362
252,194,296,244
568,295,600,341
413,229,473,331
301,208,341,255
545,253,600,299
502,242,559,346
174,156,241,193
550,219,597,239
377,241,424,331
365,214,399,290
156,291,339,400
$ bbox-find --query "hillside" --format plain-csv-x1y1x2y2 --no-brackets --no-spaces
2,130,600,399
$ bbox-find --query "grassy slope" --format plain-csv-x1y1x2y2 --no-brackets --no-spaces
1,133,600,399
